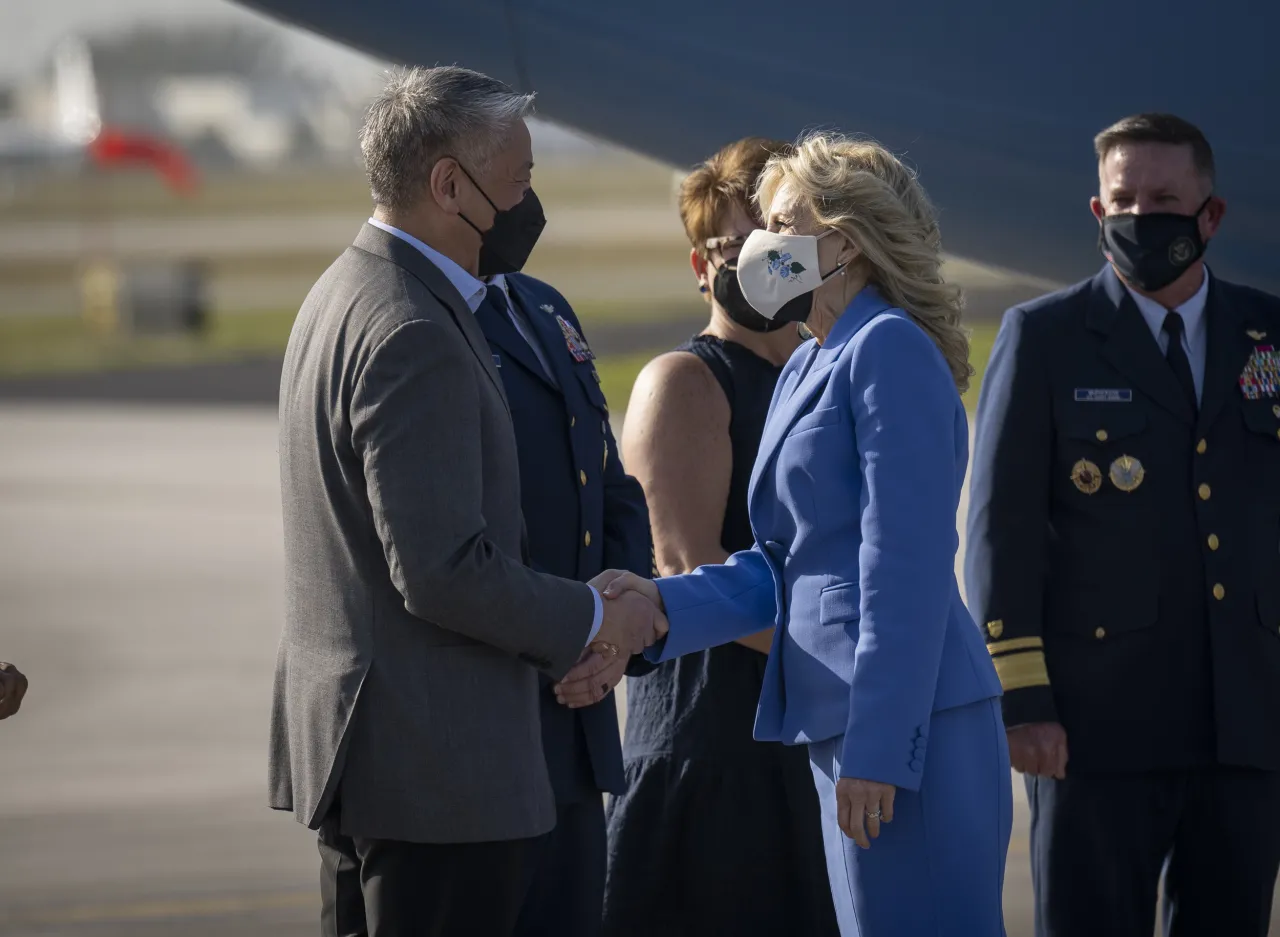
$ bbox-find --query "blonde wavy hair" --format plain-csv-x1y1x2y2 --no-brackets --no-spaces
755,131,973,392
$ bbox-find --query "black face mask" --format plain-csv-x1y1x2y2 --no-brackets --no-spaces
712,261,791,332
454,161,546,276
1098,196,1212,292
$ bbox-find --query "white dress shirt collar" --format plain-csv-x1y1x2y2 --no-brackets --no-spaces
1124,266,1210,351
367,218,487,313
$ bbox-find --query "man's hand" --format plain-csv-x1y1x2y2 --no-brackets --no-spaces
591,581,667,656
836,777,896,849
555,588,668,708
0,662,28,720
1007,722,1069,778
589,570,664,612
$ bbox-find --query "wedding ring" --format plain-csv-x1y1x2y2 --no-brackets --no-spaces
866,809,883,821
592,641,620,659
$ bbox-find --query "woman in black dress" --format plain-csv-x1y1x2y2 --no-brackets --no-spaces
602,138,839,936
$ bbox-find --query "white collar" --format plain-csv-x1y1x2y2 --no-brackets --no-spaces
367,218,487,312
1123,266,1210,344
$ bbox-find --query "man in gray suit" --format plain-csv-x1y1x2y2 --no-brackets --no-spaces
269,66,664,937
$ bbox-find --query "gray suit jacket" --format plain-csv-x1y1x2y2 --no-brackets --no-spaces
269,223,595,843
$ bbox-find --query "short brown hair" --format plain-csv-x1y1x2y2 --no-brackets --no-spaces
679,136,791,258
1094,113,1215,185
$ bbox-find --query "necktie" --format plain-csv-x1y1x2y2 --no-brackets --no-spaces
480,283,508,321
1162,310,1197,413
476,284,556,384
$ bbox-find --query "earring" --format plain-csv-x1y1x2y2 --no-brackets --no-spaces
699,285,709,293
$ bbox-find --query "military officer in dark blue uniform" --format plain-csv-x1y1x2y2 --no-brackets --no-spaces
475,267,650,937
966,113,1280,937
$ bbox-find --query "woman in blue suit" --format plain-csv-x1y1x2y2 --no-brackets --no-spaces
559,131,1012,935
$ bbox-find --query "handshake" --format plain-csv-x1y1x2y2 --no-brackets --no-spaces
554,571,667,709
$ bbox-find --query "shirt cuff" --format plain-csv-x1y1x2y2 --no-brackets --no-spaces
585,585,603,645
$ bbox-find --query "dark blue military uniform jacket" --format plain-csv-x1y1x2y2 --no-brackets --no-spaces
476,272,650,801
966,264,1280,773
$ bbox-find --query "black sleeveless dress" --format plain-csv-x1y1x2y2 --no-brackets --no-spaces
602,335,840,937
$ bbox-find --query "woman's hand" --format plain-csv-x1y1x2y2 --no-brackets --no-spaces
836,777,896,848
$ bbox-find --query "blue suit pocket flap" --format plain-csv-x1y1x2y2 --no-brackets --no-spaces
819,582,861,625
786,406,841,437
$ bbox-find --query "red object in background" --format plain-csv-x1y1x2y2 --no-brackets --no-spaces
87,127,198,193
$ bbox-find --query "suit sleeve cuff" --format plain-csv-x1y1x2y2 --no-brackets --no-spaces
987,636,1058,726
585,585,603,645
1000,684,1059,727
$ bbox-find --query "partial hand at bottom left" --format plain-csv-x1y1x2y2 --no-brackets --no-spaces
0,661,29,719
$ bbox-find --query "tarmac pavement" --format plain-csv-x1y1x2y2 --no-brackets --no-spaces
0,401,1049,936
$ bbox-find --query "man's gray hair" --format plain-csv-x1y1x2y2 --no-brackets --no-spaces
359,65,535,212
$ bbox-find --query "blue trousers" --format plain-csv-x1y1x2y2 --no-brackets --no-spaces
808,697,1012,936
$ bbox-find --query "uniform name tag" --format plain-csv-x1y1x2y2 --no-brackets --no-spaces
1074,388,1132,403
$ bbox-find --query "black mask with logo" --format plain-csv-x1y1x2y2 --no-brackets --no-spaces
712,260,793,333
1098,195,1213,292
454,161,546,277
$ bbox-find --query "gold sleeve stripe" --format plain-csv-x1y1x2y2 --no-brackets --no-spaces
987,637,1044,656
992,650,1050,692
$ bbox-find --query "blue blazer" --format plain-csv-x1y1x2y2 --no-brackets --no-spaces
647,287,1001,791
481,273,651,799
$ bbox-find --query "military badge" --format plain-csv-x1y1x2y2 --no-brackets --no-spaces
1239,343,1279,400
539,303,556,315
1070,459,1102,494
556,315,595,363
1246,329,1267,341
1109,455,1145,492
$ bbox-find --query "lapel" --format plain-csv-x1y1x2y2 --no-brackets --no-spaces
510,276,580,394
1086,265,1194,426
748,287,894,500
1197,275,1256,433
476,281,560,394
352,223,509,413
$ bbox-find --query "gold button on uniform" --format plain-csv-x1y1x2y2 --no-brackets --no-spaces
1207,533,1220,551
1196,438,1206,454
579,470,587,486
987,619,1004,639
1198,483,1211,501
1095,627,1106,640
1213,583,1225,601
584,531,592,547
570,416,576,427
1096,429,1109,442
